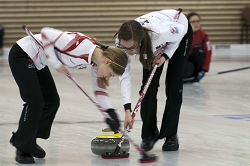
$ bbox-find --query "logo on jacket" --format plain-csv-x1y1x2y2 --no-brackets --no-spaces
170,26,179,34
142,20,149,25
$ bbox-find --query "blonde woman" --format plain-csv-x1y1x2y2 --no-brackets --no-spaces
8,27,128,164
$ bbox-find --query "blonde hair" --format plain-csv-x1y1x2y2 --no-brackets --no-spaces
91,38,128,86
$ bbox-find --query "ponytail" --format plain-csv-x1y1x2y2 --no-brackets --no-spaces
139,27,154,70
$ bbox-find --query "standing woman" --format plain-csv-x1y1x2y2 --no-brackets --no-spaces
8,27,127,164
115,9,193,151
184,12,212,82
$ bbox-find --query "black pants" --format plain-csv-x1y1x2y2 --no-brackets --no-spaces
8,43,60,153
184,46,206,79
140,23,193,139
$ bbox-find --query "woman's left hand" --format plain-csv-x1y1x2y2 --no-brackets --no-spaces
152,54,166,67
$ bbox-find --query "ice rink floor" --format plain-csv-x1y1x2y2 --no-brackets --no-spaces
0,51,250,166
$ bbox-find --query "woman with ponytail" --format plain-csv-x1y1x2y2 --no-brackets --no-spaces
8,27,128,164
114,9,193,152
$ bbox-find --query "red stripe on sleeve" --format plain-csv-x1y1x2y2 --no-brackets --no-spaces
94,91,109,97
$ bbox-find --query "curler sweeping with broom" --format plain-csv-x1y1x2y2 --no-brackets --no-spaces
114,9,193,152
8,27,128,164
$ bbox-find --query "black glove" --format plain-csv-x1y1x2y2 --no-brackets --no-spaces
105,109,120,132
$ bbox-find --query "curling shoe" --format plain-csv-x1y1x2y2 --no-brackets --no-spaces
31,144,46,158
141,129,159,151
16,149,35,164
162,135,179,151
10,132,46,158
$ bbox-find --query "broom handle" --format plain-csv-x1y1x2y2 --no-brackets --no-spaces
183,66,250,82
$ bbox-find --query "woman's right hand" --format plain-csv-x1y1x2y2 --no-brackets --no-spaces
124,109,134,130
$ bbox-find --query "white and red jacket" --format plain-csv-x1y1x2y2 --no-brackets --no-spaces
117,9,189,110
16,27,113,110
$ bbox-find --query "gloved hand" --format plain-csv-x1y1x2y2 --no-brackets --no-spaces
196,70,206,81
105,109,120,132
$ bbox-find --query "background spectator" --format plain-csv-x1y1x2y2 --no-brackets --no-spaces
184,12,212,82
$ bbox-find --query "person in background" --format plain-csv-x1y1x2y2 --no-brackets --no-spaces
0,24,4,55
184,12,212,82
8,27,127,164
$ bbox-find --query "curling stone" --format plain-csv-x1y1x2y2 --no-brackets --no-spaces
91,128,130,155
